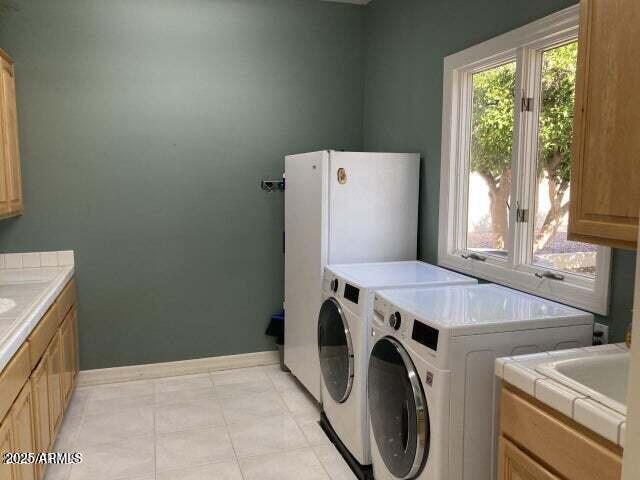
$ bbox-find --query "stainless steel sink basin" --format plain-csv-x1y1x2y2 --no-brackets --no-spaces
536,353,629,415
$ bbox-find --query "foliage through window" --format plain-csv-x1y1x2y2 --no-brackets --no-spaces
439,6,611,314
467,62,516,256
532,42,596,277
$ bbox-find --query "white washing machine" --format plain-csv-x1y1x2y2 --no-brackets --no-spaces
368,284,594,480
317,261,476,467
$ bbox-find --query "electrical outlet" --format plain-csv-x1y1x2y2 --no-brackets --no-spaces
593,323,609,346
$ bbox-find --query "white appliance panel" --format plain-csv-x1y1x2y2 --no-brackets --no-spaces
327,261,474,290
369,285,594,480
284,151,328,400
448,325,593,480
284,151,420,401
328,152,419,264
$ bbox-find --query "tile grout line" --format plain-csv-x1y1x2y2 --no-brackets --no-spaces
68,368,331,480
61,388,91,480
208,371,246,480
153,375,234,477
266,366,332,479
152,382,158,480
218,366,319,479
311,445,334,480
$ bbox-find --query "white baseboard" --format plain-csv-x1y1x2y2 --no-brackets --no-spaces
77,350,280,386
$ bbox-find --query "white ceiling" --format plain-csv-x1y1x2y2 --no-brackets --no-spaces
321,0,371,5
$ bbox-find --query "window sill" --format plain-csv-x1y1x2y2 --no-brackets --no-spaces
438,251,610,315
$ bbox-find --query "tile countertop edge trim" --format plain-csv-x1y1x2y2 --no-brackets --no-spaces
496,344,628,447
0,266,75,371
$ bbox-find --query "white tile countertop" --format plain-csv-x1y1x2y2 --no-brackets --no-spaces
495,343,629,447
0,251,75,372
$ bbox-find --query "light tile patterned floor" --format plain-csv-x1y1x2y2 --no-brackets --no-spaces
44,365,357,480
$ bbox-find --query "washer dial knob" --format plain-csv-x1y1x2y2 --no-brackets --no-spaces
389,311,402,330
331,278,339,293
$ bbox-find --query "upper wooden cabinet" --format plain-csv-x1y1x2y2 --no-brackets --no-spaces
0,49,22,220
568,0,640,250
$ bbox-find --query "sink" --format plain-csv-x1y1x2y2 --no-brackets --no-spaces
536,353,629,415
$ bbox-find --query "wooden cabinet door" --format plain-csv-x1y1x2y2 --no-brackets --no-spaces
60,314,75,406
499,437,560,480
45,335,63,437
568,0,640,250
30,357,50,454
10,386,36,480
0,417,15,480
0,58,11,219
0,56,22,217
71,308,79,383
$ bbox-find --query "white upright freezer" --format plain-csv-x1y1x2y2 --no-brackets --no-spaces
284,150,420,400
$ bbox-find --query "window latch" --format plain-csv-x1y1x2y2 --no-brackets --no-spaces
516,207,529,223
521,96,533,112
461,252,487,262
535,271,565,281
515,201,528,223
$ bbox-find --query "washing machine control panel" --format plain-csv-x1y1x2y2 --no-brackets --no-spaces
411,320,439,352
373,297,440,354
322,272,333,293
343,283,360,304
389,311,402,330
373,296,413,337
373,295,388,327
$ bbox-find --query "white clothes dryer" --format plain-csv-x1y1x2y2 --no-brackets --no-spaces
317,261,476,468
367,284,593,480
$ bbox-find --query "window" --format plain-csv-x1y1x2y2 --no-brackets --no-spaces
439,5,611,314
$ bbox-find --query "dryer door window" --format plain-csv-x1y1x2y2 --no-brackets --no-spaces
368,337,429,480
317,297,354,403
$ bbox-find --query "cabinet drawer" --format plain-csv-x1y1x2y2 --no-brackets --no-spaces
57,278,76,318
501,387,622,480
0,343,30,421
27,303,59,370
499,436,560,480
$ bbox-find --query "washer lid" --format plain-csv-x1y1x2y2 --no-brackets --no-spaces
377,284,593,336
326,261,475,289
368,337,429,479
318,298,354,403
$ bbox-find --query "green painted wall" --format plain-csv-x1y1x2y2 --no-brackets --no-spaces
0,0,364,369
0,0,634,370
362,0,636,341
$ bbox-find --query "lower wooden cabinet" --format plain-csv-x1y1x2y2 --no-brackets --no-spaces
10,386,36,480
29,359,49,480
30,358,50,454
0,417,14,479
499,386,623,480
60,310,77,406
499,436,559,480
45,335,63,439
0,385,38,480
0,277,77,480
